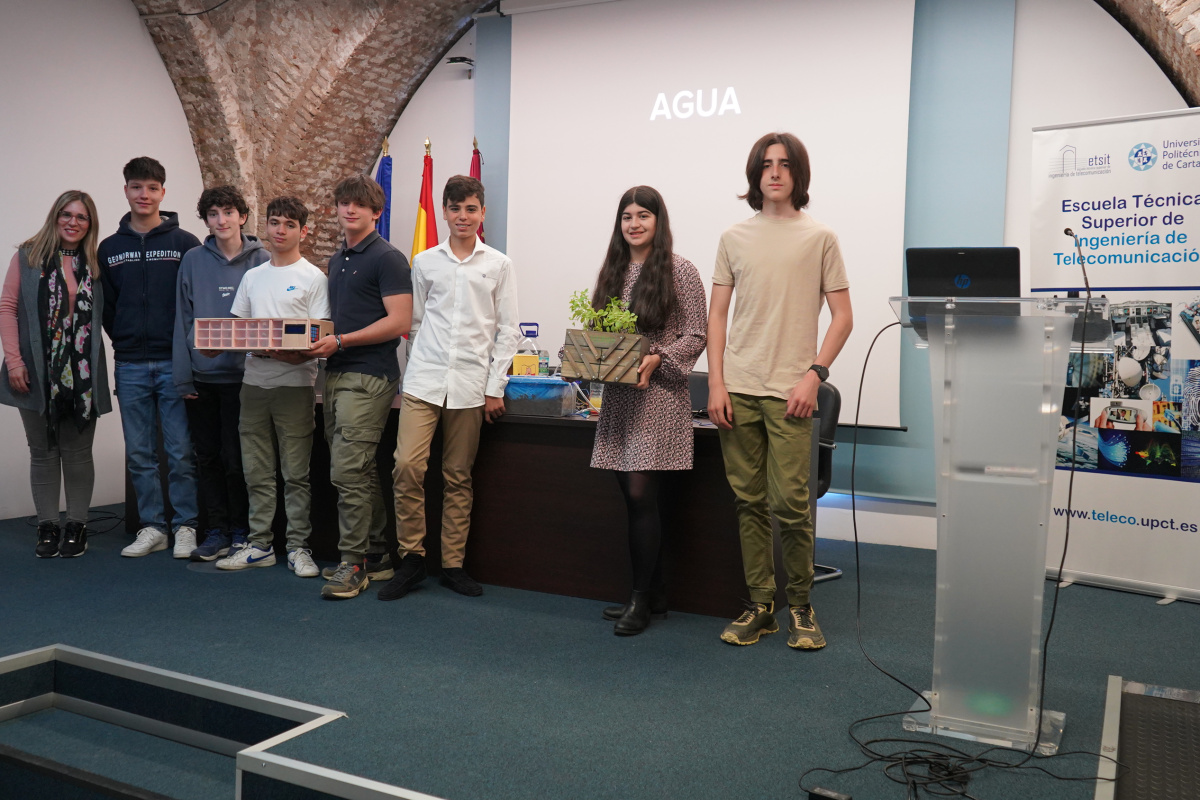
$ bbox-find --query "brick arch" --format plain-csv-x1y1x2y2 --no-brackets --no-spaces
132,0,489,260
1096,0,1200,107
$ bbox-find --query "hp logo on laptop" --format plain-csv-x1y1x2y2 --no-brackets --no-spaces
954,273,971,290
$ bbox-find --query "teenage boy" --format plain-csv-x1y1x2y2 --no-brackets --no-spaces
306,174,412,600
173,185,269,561
382,175,519,601
100,156,202,558
708,133,853,649
215,197,329,576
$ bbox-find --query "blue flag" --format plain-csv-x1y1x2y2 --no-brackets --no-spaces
374,154,393,241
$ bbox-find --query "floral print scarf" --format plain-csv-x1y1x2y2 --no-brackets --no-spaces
38,252,94,441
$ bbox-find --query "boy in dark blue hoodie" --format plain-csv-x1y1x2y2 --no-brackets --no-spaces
173,185,270,561
99,157,202,559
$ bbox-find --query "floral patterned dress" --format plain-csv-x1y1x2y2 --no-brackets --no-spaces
591,254,708,471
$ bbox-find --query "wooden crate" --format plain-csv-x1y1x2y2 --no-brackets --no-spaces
194,318,334,350
559,329,646,385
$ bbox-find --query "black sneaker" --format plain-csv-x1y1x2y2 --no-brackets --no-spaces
59,522,88,558
377,553,427,601
35,522,61,558
440,566,483,597
366,552,395,581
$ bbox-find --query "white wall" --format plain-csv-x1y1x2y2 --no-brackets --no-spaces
0,0,206,519
1004,0,1186,281
378,30,477,255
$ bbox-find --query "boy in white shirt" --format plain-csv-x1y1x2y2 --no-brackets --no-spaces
382,176,520,600
216,197,330,576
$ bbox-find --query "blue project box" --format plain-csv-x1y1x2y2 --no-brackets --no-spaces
505,375,574,417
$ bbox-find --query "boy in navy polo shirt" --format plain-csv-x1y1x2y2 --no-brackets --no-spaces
99,157,202,559
307,174,412,600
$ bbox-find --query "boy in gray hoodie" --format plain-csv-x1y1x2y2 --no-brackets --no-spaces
173,185,270,560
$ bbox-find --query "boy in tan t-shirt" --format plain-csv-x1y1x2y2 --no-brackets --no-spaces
707,132,853,649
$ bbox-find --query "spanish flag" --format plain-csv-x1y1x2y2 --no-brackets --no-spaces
411,144,437,262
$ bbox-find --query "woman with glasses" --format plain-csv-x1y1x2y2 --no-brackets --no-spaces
0,191,112,558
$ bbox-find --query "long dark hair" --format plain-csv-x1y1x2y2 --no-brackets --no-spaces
592,186,675,332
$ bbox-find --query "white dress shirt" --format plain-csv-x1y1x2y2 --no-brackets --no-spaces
403,237,520,408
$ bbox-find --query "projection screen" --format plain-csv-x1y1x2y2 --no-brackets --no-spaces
507,0,914,426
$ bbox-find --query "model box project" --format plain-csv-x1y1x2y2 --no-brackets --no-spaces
194,318,333,350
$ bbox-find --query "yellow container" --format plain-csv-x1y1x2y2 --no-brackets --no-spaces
511,354,540,376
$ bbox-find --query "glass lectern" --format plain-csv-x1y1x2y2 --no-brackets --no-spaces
890,296,1112,755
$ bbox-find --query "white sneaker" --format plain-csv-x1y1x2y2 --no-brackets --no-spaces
173,525,198,559
288,549,319,578
216,542,276,570
122,527,167,558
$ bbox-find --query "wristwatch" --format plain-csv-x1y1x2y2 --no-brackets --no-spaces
808,364,829,382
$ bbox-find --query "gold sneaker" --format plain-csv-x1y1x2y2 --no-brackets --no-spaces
787,604,826,650
720,602,778,645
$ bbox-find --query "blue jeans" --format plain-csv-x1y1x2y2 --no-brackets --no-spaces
115,359,198,530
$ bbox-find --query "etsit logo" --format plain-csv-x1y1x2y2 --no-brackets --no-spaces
650,87,741,121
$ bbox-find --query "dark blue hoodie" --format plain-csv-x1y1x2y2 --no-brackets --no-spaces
99,211,202,361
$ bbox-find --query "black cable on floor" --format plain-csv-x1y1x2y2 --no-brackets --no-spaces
800,313,1123,797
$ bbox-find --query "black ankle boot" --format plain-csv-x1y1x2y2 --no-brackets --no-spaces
602,587,668,621
614,591,653,636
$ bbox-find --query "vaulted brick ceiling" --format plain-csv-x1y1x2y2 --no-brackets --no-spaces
131,0,489,260
132,1,1194,261
1097,0,1200,106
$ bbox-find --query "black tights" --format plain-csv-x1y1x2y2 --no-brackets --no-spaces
615,471,667,592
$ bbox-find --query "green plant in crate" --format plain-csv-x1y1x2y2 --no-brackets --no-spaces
563,290,645,385
568,289,639,333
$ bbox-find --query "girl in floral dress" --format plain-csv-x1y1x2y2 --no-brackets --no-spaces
586,186,707,635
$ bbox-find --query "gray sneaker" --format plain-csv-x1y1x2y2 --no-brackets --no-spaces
720,602,778,646
322,552,393,581
787,604,826,650
320,562,368,600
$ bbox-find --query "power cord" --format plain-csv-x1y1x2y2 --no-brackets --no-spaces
801,307,1123,797
23,509,126,536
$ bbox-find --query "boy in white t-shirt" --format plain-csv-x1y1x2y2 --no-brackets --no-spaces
216,197,330,576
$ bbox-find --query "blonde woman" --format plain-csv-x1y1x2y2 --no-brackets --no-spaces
0,191,112,558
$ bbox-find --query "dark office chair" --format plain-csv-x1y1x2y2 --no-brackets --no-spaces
812,381,843,583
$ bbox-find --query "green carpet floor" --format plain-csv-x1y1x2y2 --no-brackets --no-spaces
1,505,1197,799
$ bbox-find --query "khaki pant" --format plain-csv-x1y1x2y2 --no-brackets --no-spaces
240,384,315,551
392,393,483,568
323,371,398,562
718,393,815,607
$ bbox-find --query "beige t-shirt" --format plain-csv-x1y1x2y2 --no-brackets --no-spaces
713,212,849,400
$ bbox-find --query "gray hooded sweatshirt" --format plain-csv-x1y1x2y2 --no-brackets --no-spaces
173,234,270,396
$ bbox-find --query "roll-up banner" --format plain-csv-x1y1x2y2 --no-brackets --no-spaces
1031,108,1200,603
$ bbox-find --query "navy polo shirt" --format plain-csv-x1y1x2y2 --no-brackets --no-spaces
326,230,412,381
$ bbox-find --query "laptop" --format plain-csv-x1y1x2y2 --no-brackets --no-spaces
904,247,1021,339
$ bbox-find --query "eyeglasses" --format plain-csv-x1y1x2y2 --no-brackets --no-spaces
58,212,91,225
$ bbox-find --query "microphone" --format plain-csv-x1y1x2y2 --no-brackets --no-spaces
1063,228,1091,295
